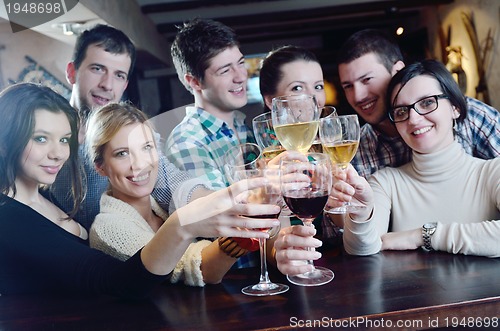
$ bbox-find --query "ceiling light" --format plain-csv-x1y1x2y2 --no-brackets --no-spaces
62,23,74,36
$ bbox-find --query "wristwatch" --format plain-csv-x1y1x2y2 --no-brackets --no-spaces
422,222,437,251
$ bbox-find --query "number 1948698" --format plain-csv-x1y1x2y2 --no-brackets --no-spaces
6,2,62,14
444,316,498,328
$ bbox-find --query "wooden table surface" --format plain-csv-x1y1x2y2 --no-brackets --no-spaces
1,247,499,331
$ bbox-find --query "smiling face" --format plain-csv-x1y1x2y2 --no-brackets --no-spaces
338,53,398,125
97,123,159,203
391,75,458,154
196,46,248,113
67,44,131,119
264,60,325,109
19,109,72,187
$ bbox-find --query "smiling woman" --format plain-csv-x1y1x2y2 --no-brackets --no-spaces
0,83,279,296
86,102,274,286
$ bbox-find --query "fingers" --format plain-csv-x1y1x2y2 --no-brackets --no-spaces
276,260,316,276
228,177,266,198
269,150,308,166
274,225,323,276
275,225,320,248
274,225,323,271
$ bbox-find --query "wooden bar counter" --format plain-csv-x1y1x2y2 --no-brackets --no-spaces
1,247,499,330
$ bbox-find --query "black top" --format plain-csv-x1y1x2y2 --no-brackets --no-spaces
0,195,167,298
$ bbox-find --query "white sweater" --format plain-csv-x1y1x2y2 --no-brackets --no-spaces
89,193,211,286
344,142,500,257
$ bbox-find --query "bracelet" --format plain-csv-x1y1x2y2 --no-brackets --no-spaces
218,237,249,258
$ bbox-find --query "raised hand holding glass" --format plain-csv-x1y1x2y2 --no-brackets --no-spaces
280,153,334,286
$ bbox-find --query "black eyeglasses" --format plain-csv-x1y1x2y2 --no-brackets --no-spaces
389,94,448,123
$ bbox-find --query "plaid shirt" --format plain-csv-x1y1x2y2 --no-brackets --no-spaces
165,107,257,268
51,145,195,231
352,97,500,179
165,107,254,190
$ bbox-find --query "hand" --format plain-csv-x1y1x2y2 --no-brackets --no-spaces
381,229,423,251
274,225,322,276
328,164,374,221
267,150,308,168
175,178,281,240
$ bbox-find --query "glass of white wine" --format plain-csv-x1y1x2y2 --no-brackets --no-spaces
271,94,319,154
319,114,360,214
310,106,338,153
252,112,286,162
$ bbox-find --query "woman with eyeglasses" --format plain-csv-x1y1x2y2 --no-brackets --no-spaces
273,60,499,274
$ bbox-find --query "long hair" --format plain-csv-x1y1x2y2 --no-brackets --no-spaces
0,83,83,217
386,59,467,125
259,45,320,112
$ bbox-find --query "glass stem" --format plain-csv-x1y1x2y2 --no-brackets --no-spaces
258,237,271,284
303,219,316,268
339,165,350,208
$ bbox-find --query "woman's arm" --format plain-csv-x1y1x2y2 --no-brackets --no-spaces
140,178,280,276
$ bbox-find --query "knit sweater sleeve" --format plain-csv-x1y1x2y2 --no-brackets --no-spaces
89,195,155,261
90,214,155,261
169,239,212,287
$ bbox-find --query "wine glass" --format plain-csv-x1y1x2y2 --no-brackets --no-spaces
280,153,334,286
252,112,286,162
232,168,289,296
310,106,338,153
319,114,360,214
271,94,319,153
222,143,263,184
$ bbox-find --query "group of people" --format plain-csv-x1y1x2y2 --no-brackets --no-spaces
0,18,498,297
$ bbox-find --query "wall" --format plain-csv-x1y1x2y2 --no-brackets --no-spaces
0,20,72,92
425,0,499,109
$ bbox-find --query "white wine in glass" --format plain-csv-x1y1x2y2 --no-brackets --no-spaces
271,94,320,153
252,112,286,162
274,121,319,153
310,106,338,153
319,114,360,214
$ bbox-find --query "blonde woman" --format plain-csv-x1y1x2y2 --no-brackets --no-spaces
87,103,278,286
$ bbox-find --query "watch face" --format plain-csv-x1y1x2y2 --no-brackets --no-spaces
424,222,437,229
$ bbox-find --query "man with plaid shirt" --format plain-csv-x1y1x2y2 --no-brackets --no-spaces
166,19,258,267
166,18,254,190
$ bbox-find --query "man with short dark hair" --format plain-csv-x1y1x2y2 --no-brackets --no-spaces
166,18,254,190
337,29,499,179
52,24,206,230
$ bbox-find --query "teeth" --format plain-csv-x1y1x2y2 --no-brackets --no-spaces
131,173,149,182
230,86,243,92
361,102,374,110
413,127,432,135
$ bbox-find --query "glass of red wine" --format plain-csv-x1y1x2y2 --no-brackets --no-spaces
232,168,289,296
280,152,334,286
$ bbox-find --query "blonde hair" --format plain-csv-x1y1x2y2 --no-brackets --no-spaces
85,102,154,167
